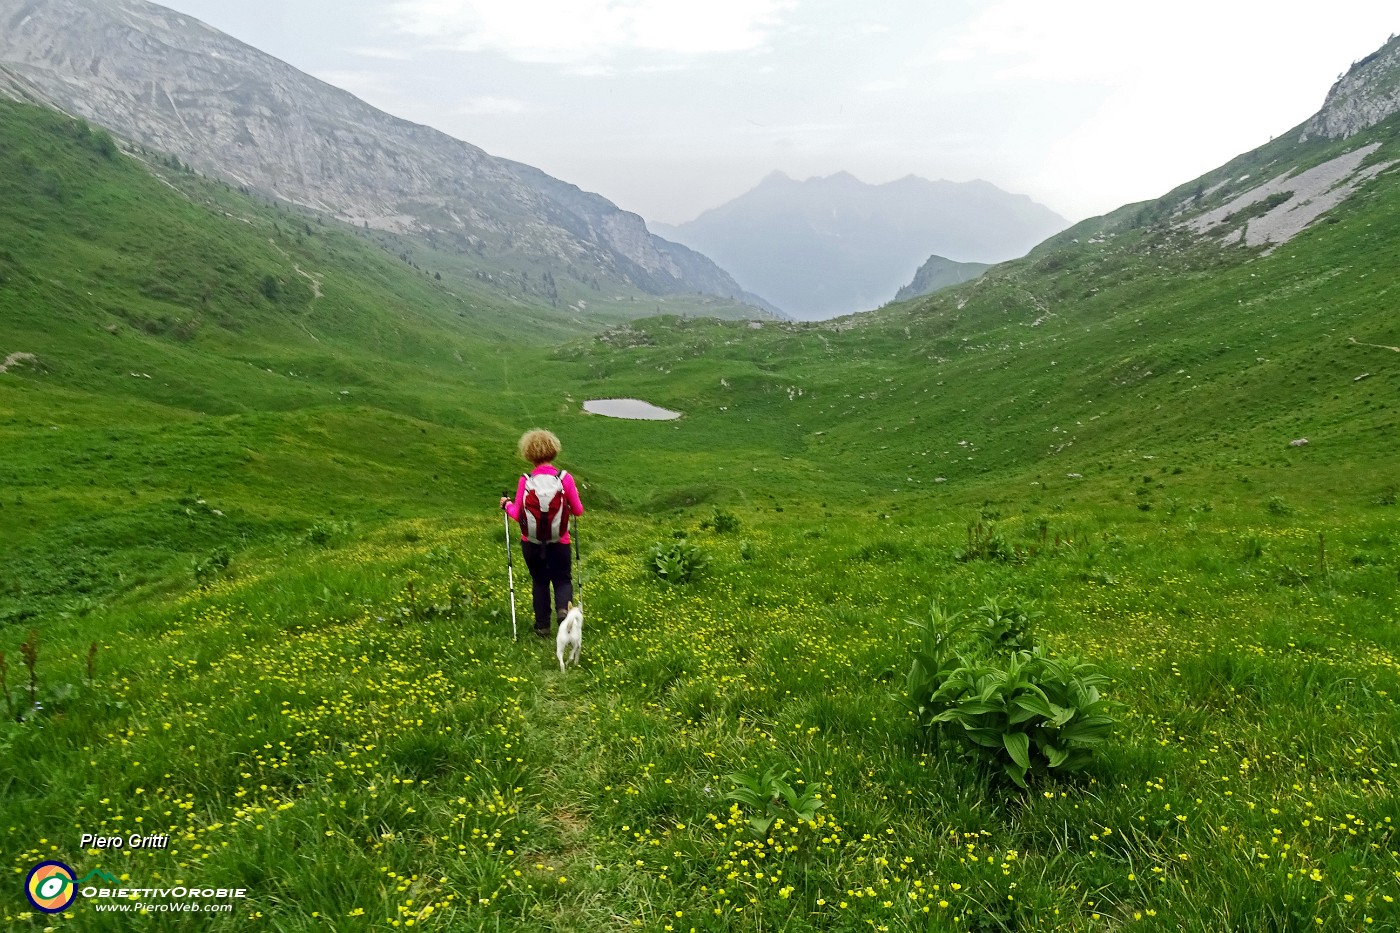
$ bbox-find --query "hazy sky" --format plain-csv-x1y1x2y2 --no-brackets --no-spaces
154,0,1396,225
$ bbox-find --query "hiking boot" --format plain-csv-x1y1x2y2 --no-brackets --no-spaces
534,625,551,639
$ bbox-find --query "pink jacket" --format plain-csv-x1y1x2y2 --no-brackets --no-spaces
503,463,584,544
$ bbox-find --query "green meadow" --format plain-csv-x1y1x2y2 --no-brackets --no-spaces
2,100,1398,931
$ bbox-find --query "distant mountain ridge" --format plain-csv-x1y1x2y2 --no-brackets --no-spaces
892,255,991,303
654,171,1067,319
0,0,772,313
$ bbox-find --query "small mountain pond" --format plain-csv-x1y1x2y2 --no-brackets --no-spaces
583,398,682,420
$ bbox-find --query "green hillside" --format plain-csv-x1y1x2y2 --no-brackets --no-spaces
565,112,1400,510
2,94,1399,932
0,99,592,619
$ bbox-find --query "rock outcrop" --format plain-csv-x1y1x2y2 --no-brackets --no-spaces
0,0,762,307
1301,34,1400,141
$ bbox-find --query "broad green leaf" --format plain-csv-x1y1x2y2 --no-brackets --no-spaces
1014,694,1055,719
1007,705,1041,725
966,728,1003,748
1003,731,1031,770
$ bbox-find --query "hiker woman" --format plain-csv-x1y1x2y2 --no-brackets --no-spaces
500,429,584,638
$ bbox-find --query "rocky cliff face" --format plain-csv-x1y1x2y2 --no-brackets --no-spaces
1301,34,1400,141
0,0,760,306
0,62,48,104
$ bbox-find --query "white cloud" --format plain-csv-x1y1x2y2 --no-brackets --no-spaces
858,77,907,94
389,0,799,64
564,64,617,77
935,0,1391,85
456,95,532,115
936,0,1215,80
349,46,414,61
931,0,1399,218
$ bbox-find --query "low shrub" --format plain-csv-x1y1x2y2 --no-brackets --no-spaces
903,600,1118,788
303,519,352,546
700,506,741,534
192,547,231,584
977,596,1042,653
726,766,823,836
955,522,1019,563
648,538,710,584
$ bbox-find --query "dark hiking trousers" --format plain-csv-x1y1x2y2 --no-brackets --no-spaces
521,541,573,634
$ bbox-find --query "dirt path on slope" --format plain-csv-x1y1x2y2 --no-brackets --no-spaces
294,265,324,300
267,239,325,300
1348,336,1400,353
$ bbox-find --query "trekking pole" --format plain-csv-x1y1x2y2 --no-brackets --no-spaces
502,496,518,642
572,513,581,601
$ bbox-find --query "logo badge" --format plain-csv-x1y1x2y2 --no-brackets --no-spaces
25,860,78,913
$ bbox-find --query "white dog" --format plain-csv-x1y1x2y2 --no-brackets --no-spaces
556,601,582,672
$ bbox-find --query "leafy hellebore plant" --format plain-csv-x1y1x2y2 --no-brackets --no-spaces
649,537,710,584
726,766,824,836
903,600,1119,788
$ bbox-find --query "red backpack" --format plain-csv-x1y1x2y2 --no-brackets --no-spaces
521,470,570,544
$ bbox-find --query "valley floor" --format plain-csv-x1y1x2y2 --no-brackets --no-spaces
4,500,1397,931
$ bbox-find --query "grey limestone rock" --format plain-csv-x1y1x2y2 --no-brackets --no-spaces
1300,35,1400,141
0,0,763,307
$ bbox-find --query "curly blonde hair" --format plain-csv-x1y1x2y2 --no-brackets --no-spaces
518,429,561,465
